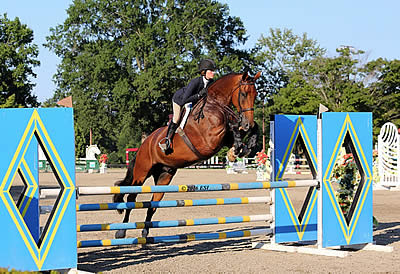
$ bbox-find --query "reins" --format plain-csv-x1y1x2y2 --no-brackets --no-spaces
194,75,256,125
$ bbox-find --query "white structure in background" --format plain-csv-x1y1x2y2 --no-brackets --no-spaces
85,144,100,160
85,144,101,173
38,146,46,161
226,158,253,174
376,122,400,190
99,162,107,174
286,153,312,175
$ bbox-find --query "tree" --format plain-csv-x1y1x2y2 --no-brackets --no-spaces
266,46,372,115
44,0,251,160
254,28,325,99
0,14,39,107
251,28,325,150
363,58,400,135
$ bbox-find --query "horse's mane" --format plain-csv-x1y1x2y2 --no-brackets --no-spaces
208,72,241,90
190,72,242,121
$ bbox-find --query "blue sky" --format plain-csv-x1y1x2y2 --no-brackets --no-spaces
2,0,399,102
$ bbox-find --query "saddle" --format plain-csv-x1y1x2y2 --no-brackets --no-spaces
177,103,192,131
175,102,207,159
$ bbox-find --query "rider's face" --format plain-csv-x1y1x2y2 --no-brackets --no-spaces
206,70,215,79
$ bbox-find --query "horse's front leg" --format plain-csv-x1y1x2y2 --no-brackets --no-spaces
236,121,259,157
228,121,245,156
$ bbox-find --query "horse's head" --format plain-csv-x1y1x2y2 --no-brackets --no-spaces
231,71,261,131
207,71,261,131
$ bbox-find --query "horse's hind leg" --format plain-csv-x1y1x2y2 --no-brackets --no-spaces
141,166,177,238
115,193,137,239
114,159,151,239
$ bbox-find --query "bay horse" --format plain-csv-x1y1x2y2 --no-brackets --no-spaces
113,71,261,239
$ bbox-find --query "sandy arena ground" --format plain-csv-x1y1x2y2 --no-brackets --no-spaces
38,169,400,273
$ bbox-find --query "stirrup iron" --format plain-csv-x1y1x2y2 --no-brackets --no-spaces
158,137,170,152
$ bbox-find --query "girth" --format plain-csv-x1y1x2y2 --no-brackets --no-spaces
176,128,208,160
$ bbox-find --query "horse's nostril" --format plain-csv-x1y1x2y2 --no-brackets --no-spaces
241,123,250,131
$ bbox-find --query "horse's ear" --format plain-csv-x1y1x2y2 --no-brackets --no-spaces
254,71,261,81
242,71,249,81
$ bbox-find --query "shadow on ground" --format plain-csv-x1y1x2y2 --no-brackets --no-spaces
78,226,267,272
373,221,400,246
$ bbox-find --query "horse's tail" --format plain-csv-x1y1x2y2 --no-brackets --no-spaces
113,155,136,214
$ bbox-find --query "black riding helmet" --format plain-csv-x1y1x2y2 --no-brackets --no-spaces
198,59,216,72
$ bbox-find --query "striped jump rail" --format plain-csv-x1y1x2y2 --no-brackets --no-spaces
78,214,272,232
78,228,272,248
77,196,271,211
77,180,318,195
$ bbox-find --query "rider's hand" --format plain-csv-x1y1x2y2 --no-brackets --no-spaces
198,88,207,98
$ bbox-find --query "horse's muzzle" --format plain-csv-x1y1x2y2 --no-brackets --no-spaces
239,116,254,132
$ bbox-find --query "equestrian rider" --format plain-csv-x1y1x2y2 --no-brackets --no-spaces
159,59,216,154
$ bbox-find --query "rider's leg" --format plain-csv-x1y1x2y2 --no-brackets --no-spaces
165,102,181,149
172,101,181,124
159,102,181,153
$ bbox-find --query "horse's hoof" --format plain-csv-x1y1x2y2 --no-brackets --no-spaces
141,229,148,238
140,244,155,250
115,229,126,238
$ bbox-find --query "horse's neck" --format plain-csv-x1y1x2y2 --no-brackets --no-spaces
207,75,238,107
208,88,231,106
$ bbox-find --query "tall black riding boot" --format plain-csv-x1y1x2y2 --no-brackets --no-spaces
159,122,178,154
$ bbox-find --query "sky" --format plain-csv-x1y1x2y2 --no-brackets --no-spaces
2,0,399,102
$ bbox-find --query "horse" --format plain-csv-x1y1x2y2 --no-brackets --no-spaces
113,71,261,239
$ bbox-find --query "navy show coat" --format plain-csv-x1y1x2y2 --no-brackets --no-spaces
172,76,214,106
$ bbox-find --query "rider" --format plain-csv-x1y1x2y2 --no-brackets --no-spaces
159,59,216,154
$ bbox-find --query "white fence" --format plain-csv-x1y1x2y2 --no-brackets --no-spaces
376,122,400,190
286,154,312,175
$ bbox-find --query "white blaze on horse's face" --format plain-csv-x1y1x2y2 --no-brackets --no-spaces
233,71,261,131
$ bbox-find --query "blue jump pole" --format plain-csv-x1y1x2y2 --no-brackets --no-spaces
76,196,271,211
77,180,317,195
78,214,271,232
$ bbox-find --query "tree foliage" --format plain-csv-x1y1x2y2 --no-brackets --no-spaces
45,0,251,159
254,28,325,98
269,47,372,115
252,28,326,147
253,28,399,145
0,14,39,108
363,58,400,135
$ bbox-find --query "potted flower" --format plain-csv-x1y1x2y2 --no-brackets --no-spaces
331,152,378,229
99,154,108,174
255,150,271,181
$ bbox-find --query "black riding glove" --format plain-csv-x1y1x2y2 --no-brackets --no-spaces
198,88,207,98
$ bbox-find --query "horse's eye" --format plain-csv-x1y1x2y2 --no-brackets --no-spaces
240,92,247,98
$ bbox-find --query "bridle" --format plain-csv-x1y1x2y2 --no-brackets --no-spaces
227,80,255,128
209,76,256,128
236,80,255,114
